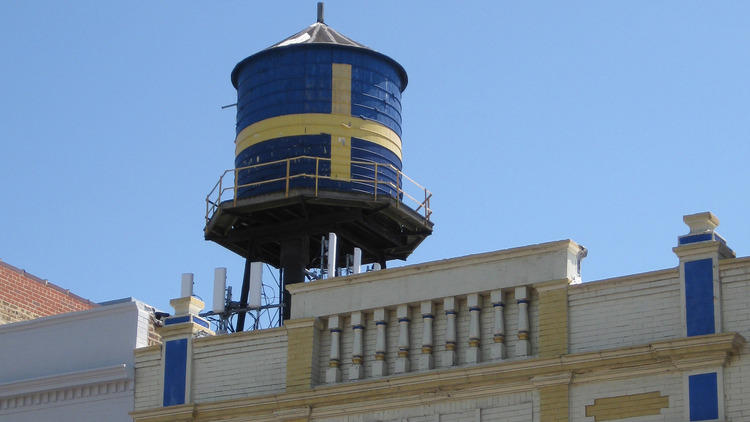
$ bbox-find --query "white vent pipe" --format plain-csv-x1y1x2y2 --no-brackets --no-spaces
248,262,263,308
180,273,194,297
213,268,227,313
327,233,338,278
352,247,362,274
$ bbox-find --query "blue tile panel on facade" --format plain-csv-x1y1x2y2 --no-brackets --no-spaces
684,258,715,337
162,339,188,406
689,372,719,421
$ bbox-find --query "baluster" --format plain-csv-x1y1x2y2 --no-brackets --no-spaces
350,311,364,380
419,301,434,370
467,293,481,363
516,286,531,357
443,297,457,366
490,289,505,360
326,315,341,383
395,304,410,373
373,308,387,377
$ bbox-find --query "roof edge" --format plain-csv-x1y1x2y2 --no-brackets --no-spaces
0,260,98,308
230,43,408,91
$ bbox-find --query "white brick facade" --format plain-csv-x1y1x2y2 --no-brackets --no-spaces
568,269,681,354
192,328,288,402
132,218,750,422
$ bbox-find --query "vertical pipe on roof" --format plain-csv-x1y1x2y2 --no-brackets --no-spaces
317,2,324,23
180,273,194,298
213,268,226,313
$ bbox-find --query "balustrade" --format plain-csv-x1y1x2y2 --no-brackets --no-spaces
321,287,535,384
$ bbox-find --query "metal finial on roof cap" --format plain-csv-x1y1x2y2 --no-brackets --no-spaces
317,2,324,23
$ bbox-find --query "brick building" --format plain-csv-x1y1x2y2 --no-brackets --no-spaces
0,260,97,324
130,212,749,421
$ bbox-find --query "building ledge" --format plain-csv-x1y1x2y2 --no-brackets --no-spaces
0,364,132,399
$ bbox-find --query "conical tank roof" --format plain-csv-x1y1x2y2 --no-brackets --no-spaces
230,6,408,90
268,21,369,50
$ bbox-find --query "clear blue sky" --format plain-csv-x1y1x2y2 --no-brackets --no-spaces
2,2,748,313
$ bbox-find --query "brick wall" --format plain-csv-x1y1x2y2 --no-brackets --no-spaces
0,261,97,325
568,269,681,354
134,346,163,411
191,327,288,403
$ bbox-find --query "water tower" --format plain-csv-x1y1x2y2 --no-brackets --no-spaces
204,3,433,326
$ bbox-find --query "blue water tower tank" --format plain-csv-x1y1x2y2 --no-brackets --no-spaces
230,10,408,199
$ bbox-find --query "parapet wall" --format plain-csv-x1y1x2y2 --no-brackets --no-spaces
192,327,288,403
568,268,682,353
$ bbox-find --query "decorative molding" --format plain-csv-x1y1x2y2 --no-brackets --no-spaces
0,364,131,398
157,320,214,339
0,364,132,411
273,405,311,420
585,391,669,421
531,372,572,388
673,240,732,261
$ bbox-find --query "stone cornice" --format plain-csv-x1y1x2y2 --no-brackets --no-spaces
157,321,213,339
0,364,131,398
131,332,743,422
286,239,579,295
0,364,132,412
531,372,572,387
673,240,732,259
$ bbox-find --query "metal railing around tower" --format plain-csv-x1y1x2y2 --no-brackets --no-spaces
205,156,432,223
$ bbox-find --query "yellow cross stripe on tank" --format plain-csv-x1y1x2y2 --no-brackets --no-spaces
233,113,403,159
233,64,403,179
330,63,352,180
331,63,351,115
